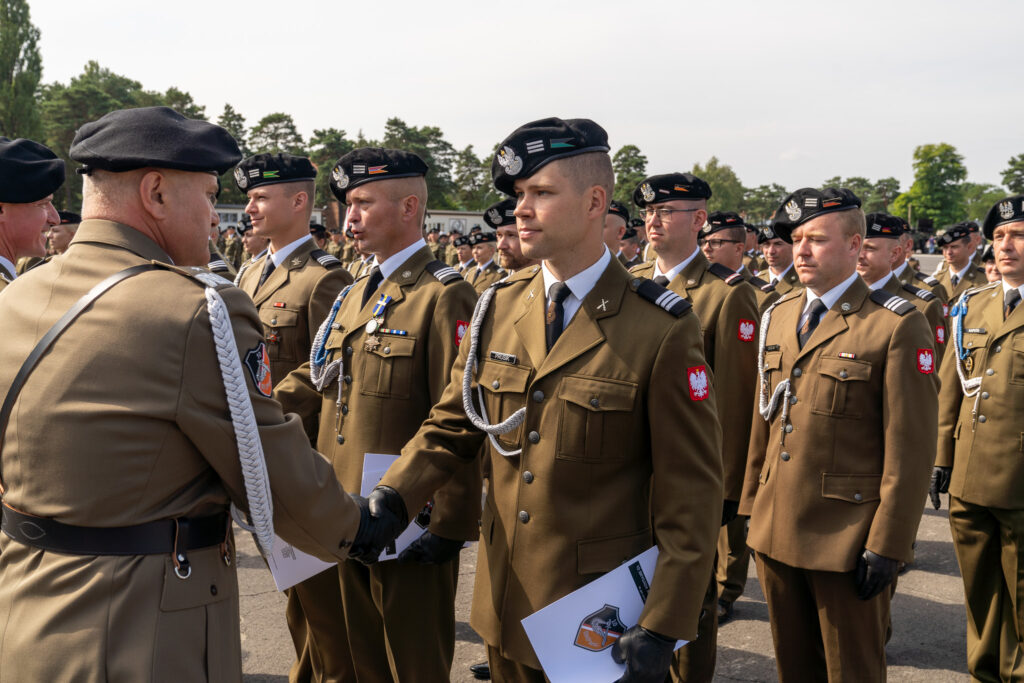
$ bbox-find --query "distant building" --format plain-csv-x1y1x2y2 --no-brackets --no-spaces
423,209,484,235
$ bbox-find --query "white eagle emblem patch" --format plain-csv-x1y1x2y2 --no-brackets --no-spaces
640,183,655,203
738,319,755,342
917,348,934,374
936,326,946,344
688,365,709,400
331,164,349,189
497,146,523,176
999,200,1015,220
487,208,501,224
234,166,248,190
785,200,802,221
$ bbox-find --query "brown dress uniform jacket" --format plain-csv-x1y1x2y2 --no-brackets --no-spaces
0,221,360,682
881,274,948,368
468,260,505,293
767,265,802,296
380,260,724,669
740,278,938,569
631,253,759,502
740,265,781,316
897,264,949,310
936,263,987,303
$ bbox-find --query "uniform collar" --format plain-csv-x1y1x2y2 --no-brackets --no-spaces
474,257,495,273
654,246,700,282
892,260,909,278
1002,280,1024,300
67,219,174,263
950,261,974,282
769,262,794,284
373,238,426,280
865,272,892,291
540,246,610,302
269,235,314,267
804,270,860,313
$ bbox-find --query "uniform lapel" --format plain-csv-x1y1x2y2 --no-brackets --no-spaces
252,255,291,305
674,251,709,301
982,285,1010,340
348,248,431,333
777,290,807,360
795,279,867,362
513,270,548,368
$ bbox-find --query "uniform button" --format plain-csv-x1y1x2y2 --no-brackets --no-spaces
979,415,987,423
532,390,544,403
982,392,990,400
344,375,352,384
995,345,1002,353
793,368,802,378
839,370,848,379
523,471,534,483
780,452,790,461
345,346,353,355
492,380,501,389
986,369,994,376
790,396,798,405
337,434,345,444
210,585,218,596
383,347,391,354
784,424,793,433
590,398,600,408
271,318,277,325
519,510,530,523
854,493,863,502
341,404,349,415
528,431,540,444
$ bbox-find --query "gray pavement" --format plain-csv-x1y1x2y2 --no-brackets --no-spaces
239,502,969,682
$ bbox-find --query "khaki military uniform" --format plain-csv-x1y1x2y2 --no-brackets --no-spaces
223,237,244,270
619,252,643,270
935,263,987,303
633,253,758,681
208,243,237,279
445,244,459,267
347,256,373,279
380,260,723,672
767,265,802,296
743,251,766,275
740,265,781,316
428,241,446,262
467,260,504,293
937,281,1024,681
274,247,480,682
897,265,949,312
740,278,938,682
881,274,947,368
0,220,360,682
326,240,343,260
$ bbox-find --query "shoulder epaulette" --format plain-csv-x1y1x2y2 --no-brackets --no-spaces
868,290,916,315
914,271,940,286
310,249,342,269
208,258,230,273
632,278,692,317
749,274,775,292
425,260,463,285
901,283,936,301
154,262,233,289
708,262,743,286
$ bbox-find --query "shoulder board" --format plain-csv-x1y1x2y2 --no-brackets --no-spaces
914,271,939,286
425,260,463,285
310,249,342,269
749,274,774,292
153,261,233,289
708,262,743,286
632,278,692,318
208,258,230,273
901,283,935,301
868,290,916,315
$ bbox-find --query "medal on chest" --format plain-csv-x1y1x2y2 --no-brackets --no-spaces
364,293,393,352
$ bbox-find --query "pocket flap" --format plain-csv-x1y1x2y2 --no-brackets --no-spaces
817,356,871,382
557,375,637,412
160,546,234,612
324,329,348,350
478,359,531,394
821,473,881,504
259,307,299,328
368,335,416,359
763,350,782,371
577,528,652,575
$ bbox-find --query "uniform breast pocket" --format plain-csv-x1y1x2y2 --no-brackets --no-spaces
359,335,417,399
762,350,783,390
259,307,301,362
556,375,638,463
477,360,531,450
811,356,872,418
1010,336,1024,386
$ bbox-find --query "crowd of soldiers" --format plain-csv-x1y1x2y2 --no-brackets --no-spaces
0,109,1021,683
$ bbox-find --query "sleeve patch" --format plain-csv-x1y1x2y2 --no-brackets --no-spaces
244,343,273,397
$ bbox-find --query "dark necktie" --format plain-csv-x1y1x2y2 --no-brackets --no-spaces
361,266,383,308
654,275,670,287
1005,288,1021,320
951,273,959,287
258,257,276,287
545,282,572,351
798,299,828,349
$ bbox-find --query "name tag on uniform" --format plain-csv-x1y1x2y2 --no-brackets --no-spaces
489,351,518,365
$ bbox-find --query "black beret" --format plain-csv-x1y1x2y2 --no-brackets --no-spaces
234,153,316,192
703,211,745,237
981,245,995,262
607,200,630,224
769,187,861,241
329,147,428,200
622,225,639,240
469,225,482,234
895,215,911,234
309,222,327,238
864,213,904,239
424,224,440,234
628,217,645,229
491,117,610,196
962,220,980,234
633,173,711,207
452,234,470,247
937,223,972,246
484,198,517,229
758,225,786,244
70,107,241,175
469,231,497,246
58,210,81,224
983,195,1024,239
0,137,65,203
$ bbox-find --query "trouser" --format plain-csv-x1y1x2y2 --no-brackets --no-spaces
716,516,750,605
486,644,548,682
949,495,1024,682
669,560,718,682
285,586,314,683
755,552,890,683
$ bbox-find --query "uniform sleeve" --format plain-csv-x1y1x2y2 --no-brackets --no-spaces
866,310,939,561
176,286,359,563
713,283,760,501
924,299,947,371
935,334,963,468
639,313,724,641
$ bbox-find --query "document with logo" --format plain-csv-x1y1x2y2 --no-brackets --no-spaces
360,452,429,562
265,533,335,592
521,546,686,682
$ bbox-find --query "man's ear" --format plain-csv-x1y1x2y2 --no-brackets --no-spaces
586,185,608,220
139,171,171,220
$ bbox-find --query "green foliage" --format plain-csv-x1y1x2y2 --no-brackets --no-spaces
0,0,42,139
451,144,499,211
248,112,305,155
611,144,647,207
162,86,205,120
891,143,967,228
820,175,901,214
1001,154,1024,195
962,182,1007,222
382,117,457,210
742,184,789,226
692,157,744,213
308,127,355,207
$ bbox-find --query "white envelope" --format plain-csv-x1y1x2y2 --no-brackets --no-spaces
521,546,687,682
264,532,335,592
360,453,428,561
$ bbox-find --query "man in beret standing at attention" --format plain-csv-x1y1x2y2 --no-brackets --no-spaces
359,117,722,683
467,231,504,292
487,196,539,275
630,172,758,681
0,106,395,682
930,196,1024,682
741,188,938,682
935,222,987,303
273,147,480,683
0,137,64,290
47,210,81,255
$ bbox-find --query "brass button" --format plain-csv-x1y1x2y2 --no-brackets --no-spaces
854,492,863,502
523,471,534,483
492,380,501,390
979,415,987,423
986,369,994,376
341,404,349,415
784,424,793,433
967,341,973,347
336,435,345,444
995,345,1002,353
344,375,352,384
839,370,848,379
590,398,600,408
383,347,391,354
780,452,790,461
532,390,544,403
793,368,802,378
982,392,990,400
519,510,530,523
528,431,540,444
345,346,353,355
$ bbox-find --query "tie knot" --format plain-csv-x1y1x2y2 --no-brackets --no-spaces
807,298,828,317
653,275,670,287
1006,288,1021,308
548,282,571,304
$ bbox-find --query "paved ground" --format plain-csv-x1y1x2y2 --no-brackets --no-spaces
239,502,969,682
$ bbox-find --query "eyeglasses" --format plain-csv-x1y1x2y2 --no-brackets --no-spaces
641,207,699,221
702,238,743,249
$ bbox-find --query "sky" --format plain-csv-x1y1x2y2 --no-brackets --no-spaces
30,0,1024,194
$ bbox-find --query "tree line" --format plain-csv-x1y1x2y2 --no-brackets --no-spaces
1,0,1022,230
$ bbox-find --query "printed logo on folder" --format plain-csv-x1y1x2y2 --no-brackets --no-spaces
574,604,626,652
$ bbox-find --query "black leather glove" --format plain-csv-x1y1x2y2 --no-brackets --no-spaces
929,466,952,510
854,549,899,601
348,486,408,565
611,624,675,683
721,499,739,526
397,530,464,564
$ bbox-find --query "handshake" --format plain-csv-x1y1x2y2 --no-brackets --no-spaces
348,486,464,565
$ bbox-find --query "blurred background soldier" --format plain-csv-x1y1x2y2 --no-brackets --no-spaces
467,231,503,292
0,137,63,288
936,222,986,302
